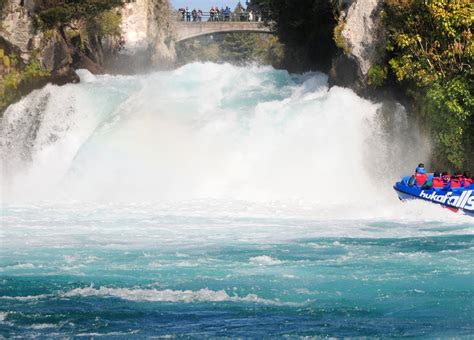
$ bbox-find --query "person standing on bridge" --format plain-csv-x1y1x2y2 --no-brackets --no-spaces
209,7,215,21
224,6,230,21
186,7,191,22
248,10,254,22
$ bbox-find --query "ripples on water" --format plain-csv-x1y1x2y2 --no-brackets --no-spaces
0,63,472,337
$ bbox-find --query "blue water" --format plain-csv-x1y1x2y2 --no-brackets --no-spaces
1,203,473,337
0,63,473,337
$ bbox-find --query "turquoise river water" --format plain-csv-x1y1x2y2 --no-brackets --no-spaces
0,63,472,337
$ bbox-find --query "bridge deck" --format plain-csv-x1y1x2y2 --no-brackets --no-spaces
174,22,271,42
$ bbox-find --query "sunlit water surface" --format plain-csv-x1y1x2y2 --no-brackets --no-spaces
1,63,472,337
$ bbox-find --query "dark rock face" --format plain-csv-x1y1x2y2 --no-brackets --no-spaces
70,35,105,75
49,67,80,86
328,54,362,91
42,35,71,74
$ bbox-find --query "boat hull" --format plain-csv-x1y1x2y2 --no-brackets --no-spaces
394,180,474,216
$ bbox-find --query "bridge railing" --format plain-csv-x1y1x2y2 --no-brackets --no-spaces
174,11,263,23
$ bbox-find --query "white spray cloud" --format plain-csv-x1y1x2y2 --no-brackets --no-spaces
1,63,432,218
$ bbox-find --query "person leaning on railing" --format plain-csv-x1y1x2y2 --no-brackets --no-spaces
175,8,261,23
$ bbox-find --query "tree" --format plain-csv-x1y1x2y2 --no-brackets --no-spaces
222,33,258,64
250,0,337,72
385,0,472,86
37,0,124,28
384,0,474,168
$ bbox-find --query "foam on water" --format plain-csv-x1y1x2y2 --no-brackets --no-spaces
249,255,284,265
1,63,435,219
0,63,472,338
61,286,290,305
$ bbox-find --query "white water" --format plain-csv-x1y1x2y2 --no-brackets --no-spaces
1,63,464,221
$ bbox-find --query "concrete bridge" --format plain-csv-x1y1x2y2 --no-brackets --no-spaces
174,22,272,42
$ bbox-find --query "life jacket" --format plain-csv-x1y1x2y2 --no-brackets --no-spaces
415,173,428,186
463,178,473,187
442,175,451,184
450,178,461,188
432,177,444,188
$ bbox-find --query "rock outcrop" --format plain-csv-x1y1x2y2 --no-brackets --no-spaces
341,0,385,76
329,0,385,92
0,0,104,86
1,0,176,74
105,0,176,72
0,1,35,62
0,0,176,111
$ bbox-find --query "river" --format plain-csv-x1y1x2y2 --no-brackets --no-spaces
0,63,472,337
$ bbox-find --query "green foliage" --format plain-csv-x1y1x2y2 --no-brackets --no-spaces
176,38,221,64
367,64,387,87
423,77,474,168
65,28,91,52
0,59,50,114
3,72,19,90
37,0,124,28
0,73,20,113
385,0,472,86
250,0,338,72
8,53,18,67
2,55,10,68
383,0,474,168
333,19,351,55
95,10,122,38
176,33,283,67
254,35,284,67
38,5,75,27
222,33,258,64
22,59,51,82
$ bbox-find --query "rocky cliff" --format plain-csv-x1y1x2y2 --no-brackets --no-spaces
105,0,176,72
0,0,176,111
329,0,385,92
0,0,104,85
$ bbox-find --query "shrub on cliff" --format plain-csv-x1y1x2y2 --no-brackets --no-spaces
0,58,50,113
383,0,473,168
96,10,122,38
368,64,387,87
37,0,124,28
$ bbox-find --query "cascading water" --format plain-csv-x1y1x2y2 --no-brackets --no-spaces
0,63,472,338
2,64,427,207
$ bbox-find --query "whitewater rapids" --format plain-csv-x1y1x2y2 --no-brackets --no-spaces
0,63,458,219
0,63,472,338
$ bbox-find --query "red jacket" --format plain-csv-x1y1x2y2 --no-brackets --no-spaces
450,178,461,188
463,178,473,187
415,173,428,186
432,177,444,188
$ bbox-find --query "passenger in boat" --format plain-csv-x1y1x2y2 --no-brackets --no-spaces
462,171,472,187
414,163,428,187
446,173,462,190
442,171,451,185
431,172,445,188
